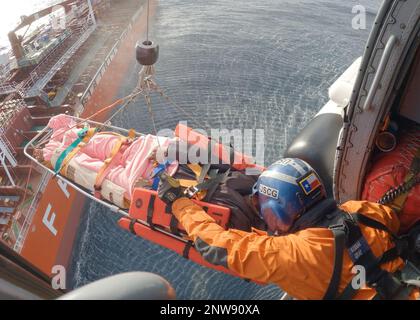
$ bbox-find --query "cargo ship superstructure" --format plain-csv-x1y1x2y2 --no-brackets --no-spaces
0,0,148,275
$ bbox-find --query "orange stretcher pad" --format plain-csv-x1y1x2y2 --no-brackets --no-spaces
175,123,266,172
118,188,238,276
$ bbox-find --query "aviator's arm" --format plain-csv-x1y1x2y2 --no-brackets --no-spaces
171,198,299,284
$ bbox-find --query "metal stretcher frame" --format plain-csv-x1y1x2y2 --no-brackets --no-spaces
23,115,192,244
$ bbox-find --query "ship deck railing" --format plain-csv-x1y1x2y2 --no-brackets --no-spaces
0,126,16,157
23,20,97,99
0,124,19,188
0,99,27,130
0,82,20,96
13,169,50,253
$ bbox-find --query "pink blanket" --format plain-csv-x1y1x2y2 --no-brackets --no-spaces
43,114,179,199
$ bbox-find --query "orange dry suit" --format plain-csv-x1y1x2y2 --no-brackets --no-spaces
172,198,420,300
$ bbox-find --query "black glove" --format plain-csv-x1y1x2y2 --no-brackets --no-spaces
157,173,182,205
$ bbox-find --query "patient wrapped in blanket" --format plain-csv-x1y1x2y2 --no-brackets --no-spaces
40,114,179,208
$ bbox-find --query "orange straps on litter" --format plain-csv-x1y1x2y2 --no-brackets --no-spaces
177,164,209,200
178,163,205,188
60,128,97,176
93,132,136,199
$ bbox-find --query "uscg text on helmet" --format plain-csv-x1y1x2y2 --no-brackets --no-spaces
259,184,279,199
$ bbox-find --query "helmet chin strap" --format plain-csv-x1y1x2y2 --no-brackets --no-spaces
249,193,260,213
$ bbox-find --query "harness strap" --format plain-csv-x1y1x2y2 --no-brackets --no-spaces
178,165,225,201
147,194,156,231
166,202,181,236
169,216,180,235
325,213,413,300
54,128,96,174
54,128,88,173
379,246,400,265
323,226,346,300
94,137,131,199
60,128,97,175
197,164,211,184
201,169,230,202
353,213,396,237
183,241,194,259
178,164,211,188
129,219,137,235
353,213,413,260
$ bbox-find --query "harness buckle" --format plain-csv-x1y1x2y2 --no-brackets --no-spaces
184,186,200,199
329,223,348,233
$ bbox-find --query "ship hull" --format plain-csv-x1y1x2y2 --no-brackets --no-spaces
1,0,153,278
20,179,85,276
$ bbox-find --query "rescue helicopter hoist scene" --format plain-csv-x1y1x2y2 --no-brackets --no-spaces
0,0,419,301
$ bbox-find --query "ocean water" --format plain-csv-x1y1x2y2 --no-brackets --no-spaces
68,0,382,299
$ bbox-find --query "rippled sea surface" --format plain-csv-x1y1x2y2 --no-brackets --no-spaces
68,0,381,299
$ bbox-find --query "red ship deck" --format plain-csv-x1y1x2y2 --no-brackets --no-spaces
0,0,152,277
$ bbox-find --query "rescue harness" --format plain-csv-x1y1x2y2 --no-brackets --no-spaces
152,163,231,202
291,198,420,300
324,211,420,300
323,146,420,300
324,144,420,300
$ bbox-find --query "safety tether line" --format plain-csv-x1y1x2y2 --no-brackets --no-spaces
143,81,164,152
99,90,143,131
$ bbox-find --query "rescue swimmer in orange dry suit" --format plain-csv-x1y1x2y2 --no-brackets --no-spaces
157,158,420,300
